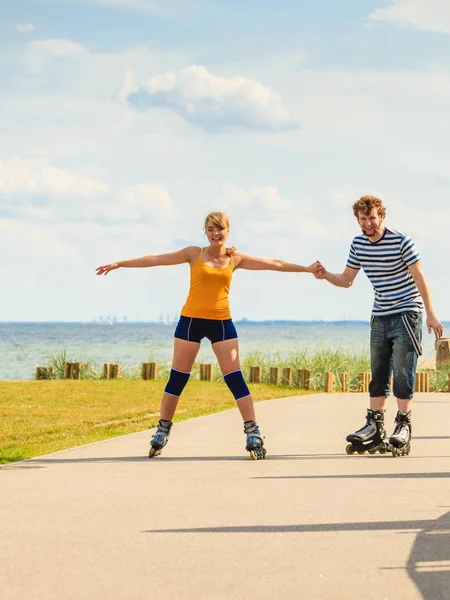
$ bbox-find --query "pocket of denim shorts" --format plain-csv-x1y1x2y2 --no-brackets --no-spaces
406,312,419,329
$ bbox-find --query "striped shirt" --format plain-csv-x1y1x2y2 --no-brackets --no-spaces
347,227,423,316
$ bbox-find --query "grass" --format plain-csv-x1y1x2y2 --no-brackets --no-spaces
0,379,312,464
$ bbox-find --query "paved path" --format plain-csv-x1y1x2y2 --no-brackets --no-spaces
2,393,450,600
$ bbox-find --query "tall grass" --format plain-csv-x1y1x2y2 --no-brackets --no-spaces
37,346,449,392
241,347,371,391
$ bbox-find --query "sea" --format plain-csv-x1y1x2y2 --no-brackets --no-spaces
1,321,446,381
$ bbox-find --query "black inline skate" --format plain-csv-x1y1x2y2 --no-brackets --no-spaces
244,421,266,460
389,410,411,457
345,409,389,455
148,419,172,458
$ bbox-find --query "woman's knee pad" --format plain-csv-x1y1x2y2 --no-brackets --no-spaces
224,370,250,401
165,369,190,397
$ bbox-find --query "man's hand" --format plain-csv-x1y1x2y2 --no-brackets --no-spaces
426,313,444,339
307,261,324,274
314,263,327,279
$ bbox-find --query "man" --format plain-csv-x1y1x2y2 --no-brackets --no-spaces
315,195,443,456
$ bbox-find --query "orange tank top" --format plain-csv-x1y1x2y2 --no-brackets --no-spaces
181,248,234,320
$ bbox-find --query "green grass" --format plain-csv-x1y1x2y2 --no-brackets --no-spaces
0,379,312,464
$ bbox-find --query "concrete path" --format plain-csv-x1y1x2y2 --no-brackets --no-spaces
1,393,450,600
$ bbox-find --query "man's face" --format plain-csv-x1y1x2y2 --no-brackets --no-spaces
357,208,384,239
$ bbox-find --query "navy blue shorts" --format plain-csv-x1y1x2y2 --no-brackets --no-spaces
174,316,238,344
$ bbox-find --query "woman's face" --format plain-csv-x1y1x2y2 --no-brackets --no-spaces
205,220,229,248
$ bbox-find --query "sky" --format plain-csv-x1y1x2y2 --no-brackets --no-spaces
1,0,450,322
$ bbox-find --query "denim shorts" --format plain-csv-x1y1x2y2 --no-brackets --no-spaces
370,312,423,400
174,316,238,344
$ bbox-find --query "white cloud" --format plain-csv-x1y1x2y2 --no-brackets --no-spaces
16,24,35,34
370,0,450,34
223,185,294,211
102,184,174,223
45,0,200,17
0,157,176,227
25,39,89,72
126,65,298,132
0,219,82,263
0,157,107,198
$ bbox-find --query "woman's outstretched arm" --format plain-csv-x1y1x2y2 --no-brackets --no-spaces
96,246,198,276
233,253,322,273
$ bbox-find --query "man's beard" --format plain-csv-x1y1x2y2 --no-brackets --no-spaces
361,224,381,239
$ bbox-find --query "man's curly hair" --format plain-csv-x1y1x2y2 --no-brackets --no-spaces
352,195,386,218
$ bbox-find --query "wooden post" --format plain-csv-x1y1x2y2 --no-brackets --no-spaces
324,371,334,393
296,368,311,390
200,364,214,381
103,363,111,379
359,372,371,393
269,367,279,385
64,362,71,379
448,373,450,393
36,367,51,380
436,338,450,370
249,365,262,384
282,367,292,386
205,364,213,381
111,364,120,379
64,362,80,380
415,372,429,393
142,362,158,380
340,372,349,392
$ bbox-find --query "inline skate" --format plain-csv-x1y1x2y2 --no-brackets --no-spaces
345,409,389,455
244,420,266,460
148,419,172,458
389,410,411,457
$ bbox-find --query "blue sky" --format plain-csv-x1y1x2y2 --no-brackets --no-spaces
1,0,450,322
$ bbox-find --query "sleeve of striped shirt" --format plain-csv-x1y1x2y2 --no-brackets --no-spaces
400,235,421,266
346,242,361,270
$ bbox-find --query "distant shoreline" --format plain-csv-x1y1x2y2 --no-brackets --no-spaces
0,320,373,325
1,320,450,326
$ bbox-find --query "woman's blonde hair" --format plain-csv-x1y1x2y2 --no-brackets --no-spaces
204,211,236,256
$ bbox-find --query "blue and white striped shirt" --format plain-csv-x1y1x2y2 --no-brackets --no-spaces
347,227,423,316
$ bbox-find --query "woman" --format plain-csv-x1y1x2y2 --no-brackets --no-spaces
96,212,320,459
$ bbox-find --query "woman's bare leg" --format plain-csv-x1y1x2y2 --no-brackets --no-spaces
212,338,255,422
160,338,200,421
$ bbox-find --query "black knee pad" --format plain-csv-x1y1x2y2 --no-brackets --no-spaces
165,368,190,397
224,370,250,401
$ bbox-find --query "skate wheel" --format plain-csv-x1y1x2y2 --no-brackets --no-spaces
357,449,365,455
148,447,161,459
345,444,355,455
379,446,387,454
368,449,376,455
249,450,257,460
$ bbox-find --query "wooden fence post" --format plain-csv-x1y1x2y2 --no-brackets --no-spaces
324,371,334,393
200,364,214,381
282,367,292,386
269,367,279,385
415,372,429,393
359,372,371,393
296,368,311,390
64,362,81,380
340,372,349,392
103,363,111,379
249,365,262,384
142,362,158,380
36,367,51,380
